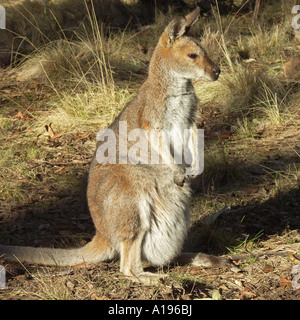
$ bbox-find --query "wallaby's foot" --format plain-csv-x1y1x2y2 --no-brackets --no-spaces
176,252,234,269
125,272,165,285
191,253,232,268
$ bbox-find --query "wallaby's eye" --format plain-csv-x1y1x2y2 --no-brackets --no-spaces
187,53,198,59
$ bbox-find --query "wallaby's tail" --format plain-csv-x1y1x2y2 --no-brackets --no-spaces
0,234,115,266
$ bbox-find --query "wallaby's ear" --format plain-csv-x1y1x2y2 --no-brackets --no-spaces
167,7,200,44
167,16,188,44
185,6,200,29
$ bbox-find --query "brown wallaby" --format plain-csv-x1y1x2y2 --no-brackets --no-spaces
0,8,231,284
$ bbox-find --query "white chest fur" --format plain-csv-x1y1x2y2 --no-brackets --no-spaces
163,77,197,132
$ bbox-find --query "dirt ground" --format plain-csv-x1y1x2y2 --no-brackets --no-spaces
1,232,300,300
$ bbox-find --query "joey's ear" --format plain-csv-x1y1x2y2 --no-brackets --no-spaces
166,7,200,44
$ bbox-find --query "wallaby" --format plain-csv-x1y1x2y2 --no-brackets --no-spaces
0,8,232,283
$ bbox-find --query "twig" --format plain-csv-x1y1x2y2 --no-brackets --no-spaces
253,0,261,21
33,159,89,166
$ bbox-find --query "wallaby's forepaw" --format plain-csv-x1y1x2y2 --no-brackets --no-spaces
171,165,185,187
174,175,185,187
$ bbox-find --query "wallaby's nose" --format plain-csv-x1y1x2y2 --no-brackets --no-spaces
210,66,220,81
213,66,220,77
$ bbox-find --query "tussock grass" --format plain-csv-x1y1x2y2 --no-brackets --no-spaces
247,23,289,60
41,86,133,132
253,81,288,125
232,115,254,137
5,0,135,48
200,27,224,64
196,65,287,120
14,0,142,134
16,0,113,85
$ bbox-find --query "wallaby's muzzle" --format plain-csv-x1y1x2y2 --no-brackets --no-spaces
205,58,220,81
211,65,221,81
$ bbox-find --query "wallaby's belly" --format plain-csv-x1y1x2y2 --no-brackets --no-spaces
141,179,191,266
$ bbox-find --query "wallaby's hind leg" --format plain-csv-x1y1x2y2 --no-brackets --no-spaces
120,232,163,284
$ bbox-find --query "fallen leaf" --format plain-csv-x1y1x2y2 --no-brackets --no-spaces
234,279,243,288
73,133,90,140
289,252,300,262
91,293,110,300
219,133,233,139
14,111,24,119
239,290,256,299
263,264,274,273
280,276,292,283
180,294,191,300
199,291,208,299
44,123,64,141
51,131,65,140
212,289,222,300
219,284,229,292
280,276,292,288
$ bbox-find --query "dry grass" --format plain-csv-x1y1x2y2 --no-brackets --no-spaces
41,87,133,132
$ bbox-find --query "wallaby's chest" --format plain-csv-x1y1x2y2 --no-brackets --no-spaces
164,91,197,132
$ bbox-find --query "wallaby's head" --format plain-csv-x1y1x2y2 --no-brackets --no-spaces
155,7,220,82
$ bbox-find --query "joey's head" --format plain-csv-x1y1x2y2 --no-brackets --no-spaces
155,7,220,82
